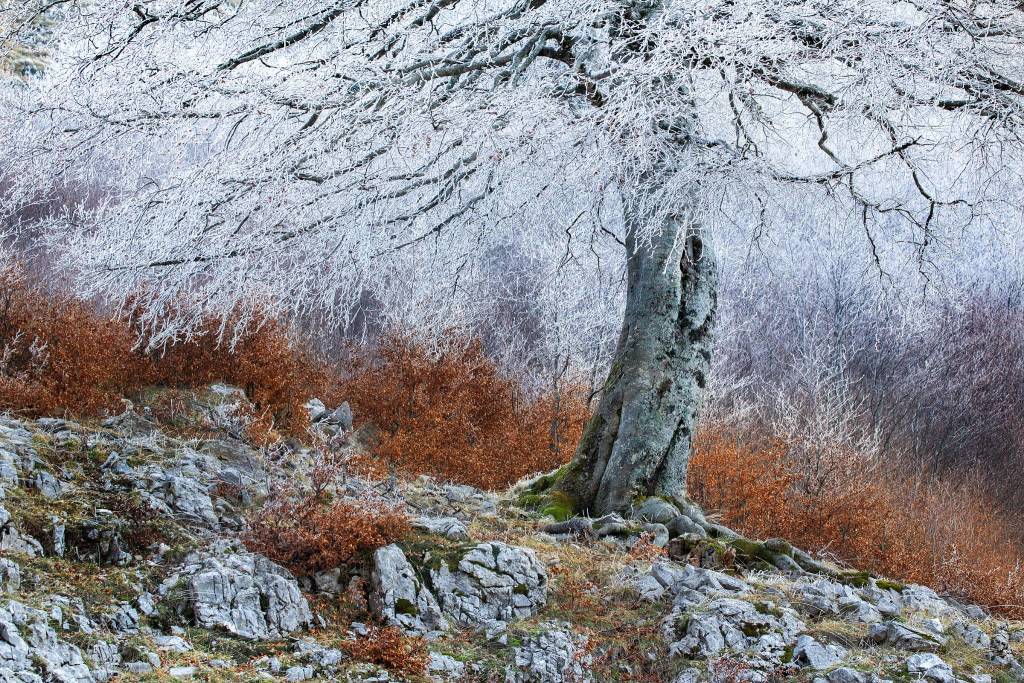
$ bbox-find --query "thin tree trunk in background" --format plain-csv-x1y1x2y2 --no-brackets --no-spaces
558,207,718,516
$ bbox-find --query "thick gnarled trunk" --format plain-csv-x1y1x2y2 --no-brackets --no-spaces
558,210,718,516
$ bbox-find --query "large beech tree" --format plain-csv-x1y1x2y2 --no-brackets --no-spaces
3,0,1024,514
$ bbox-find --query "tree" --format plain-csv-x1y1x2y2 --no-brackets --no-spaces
2,0,1023,514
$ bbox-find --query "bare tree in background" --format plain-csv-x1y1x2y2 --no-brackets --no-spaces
2,0,1024,514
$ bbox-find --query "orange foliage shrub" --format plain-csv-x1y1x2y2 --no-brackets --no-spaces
690,427,1024,617
342,334,588,489
244,450,409,575
0,265,148,415
245,498,409,575
0,265,339,436
342,626,429,678
146,316,342,436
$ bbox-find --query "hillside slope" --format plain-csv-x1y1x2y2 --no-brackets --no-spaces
1,387,1022,682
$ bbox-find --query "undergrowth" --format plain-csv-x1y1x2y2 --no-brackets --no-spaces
6,258,1024,619
0,262,340,438
243,449,409,576
689,427,1024,618
341,626,430,678
341,334,588,489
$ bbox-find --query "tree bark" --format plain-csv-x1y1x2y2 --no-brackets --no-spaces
557,207,718,516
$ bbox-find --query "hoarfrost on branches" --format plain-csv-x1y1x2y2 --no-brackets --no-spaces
2,0,1023,374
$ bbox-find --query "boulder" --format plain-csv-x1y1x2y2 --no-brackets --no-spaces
309,401,353,431
632,498,681,525
952,622,990,650
371,542,547,634
793,635,847,670
0,506,43,558
0,448,18,484
0,600,96,682
0,561,19,594
370,545,448,637
162,547,312,640
666,515,707,539
825,669,871,683
793,578,881,623
633,560,687,601
293,638,345,670
331,403,354,431
671,671,702,683
427,652,465,681
101,603,139,635
31,471,62,499
898,585,962,618
411,516,470,541
664,597,805,661
906,653,955,683
869,621,946,652
663,563,750,608
506,623,592,683
305,399,328,423
428,542,547,627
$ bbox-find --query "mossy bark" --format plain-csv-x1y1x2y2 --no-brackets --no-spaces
557,207,718,516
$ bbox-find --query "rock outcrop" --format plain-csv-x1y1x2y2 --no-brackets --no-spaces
161,544,313,640
1,392,1023,683
370,541,547,635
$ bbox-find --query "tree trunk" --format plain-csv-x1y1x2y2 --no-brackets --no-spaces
558,208,718,516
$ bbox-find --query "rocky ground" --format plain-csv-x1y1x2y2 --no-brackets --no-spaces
1,387,1023,682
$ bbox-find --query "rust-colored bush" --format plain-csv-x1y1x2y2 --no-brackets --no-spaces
0,263,340,437
341,334,588,489
0,264,148,416
690,426,1024,618
245,497,409,576
342,626,429,678
246,497,407,577
146,315,342,437
244,449,409,575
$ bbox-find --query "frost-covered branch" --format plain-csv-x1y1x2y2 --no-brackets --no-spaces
1,0,1022,357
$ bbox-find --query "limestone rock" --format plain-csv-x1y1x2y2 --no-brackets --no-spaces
428,652,466,681
411,516,470,541
664,597,805,662
664,563,750,608
370,545,448,637
162,547,312,640
793,634,847,670
906,653,955,683
30,471,62,499
901,586,954,615
505,623,591,683
0,506,42,558
0,600,96,682
825,668,871,683
794,578,882,623
305,399,328,423
671,670,702,683
0,561,19,595
953,622,991,650
869,621,946,652
429,542,547,628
